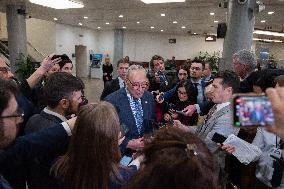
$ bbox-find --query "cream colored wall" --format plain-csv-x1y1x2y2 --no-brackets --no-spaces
0,12,7,39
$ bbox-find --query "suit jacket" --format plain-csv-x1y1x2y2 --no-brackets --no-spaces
100,78,120,100
195,104,239,168
105,88,156,153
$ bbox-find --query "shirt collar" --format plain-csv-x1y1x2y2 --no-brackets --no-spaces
118,77,124,88
43,107,67,122
125,87,141,101
191,78,202,84
216,102,230,112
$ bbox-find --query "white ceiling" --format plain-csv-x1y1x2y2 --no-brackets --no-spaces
0,0,283,36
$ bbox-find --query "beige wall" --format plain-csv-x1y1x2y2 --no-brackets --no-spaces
0,12,7,39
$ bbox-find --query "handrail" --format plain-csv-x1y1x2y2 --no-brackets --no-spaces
27,41,46,58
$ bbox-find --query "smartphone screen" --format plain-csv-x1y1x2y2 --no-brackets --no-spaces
233,95,274,127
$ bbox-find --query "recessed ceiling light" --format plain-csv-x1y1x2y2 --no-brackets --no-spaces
119,15,124,18
181,26,186,29
53,17,58,21
122,26,126,29
161,29,164,32
210,12,215,15
137,21,140,24
97,27,101,29
78,22,82,26
173,21,178,24
150,26,155,29
161,13,165,16
214,20,219,23
29,0,84,9
261,20,266,23
106,22,110,25
141,0,185,4
84,16,88,19
254,30,284,37
268,11,274,15
193,33,197,35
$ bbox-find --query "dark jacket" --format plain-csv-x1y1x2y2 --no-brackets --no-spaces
147,70,177,92
101,78,120,100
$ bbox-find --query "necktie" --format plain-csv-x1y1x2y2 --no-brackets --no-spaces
194,83,204,104
204,104,217,123
271,140,284,187
133,99,143,135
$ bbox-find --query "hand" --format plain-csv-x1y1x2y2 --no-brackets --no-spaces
38,53,62,74
164,113,171,122
154,72,161,83
127,138,144,150
66,116,77,131
118,132,125,145
155,92,164,103
220,144,235,154
265,88,284,140
173,120,189,132
169,109,178,119
183,105,196,116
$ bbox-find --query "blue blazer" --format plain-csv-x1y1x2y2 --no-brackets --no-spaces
105,88,156,153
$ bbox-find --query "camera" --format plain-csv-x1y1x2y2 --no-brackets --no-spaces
233,94,274,127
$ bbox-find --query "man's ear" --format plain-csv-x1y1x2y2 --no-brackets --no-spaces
226,87,233,95
59,99,70,109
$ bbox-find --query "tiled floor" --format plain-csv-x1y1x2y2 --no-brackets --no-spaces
81,78,104,103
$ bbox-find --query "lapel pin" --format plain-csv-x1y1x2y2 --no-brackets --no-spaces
145,101,148,104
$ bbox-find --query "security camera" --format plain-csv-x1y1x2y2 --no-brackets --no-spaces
238,0,248,4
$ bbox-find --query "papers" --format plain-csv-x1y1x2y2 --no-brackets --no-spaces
223,134,262,165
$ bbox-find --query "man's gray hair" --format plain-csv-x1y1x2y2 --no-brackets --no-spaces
233,49,257,70
126,64,146,77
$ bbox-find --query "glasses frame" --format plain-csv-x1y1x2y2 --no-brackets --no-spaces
0,108,24,119
127,79,149,90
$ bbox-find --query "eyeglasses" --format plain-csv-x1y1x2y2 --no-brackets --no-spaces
0,67,11,74
178,73,188,76
190,67,202,71
178,90,187,96
127,79,149,89
0,108,24,119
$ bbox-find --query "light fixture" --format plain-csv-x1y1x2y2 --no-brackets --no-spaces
106,22,110,25
78,22,82,26
260,20,266,23
268,11,274,15
29,0,84,9
161,13,165,16
119,15,124,18
97,27,101,29
122,26,126,29
254,30,284,37
140,0,185,4
137,21,140,24
181,26,186,29
210,12,215,15
214,20,219,23
161,29,164,32
173,21,178,24
193,33,197,35
84,16,88,19
53,17,58,21
150,26,155,29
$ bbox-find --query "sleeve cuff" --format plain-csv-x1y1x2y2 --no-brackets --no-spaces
61,122,72,136
195,104,201,114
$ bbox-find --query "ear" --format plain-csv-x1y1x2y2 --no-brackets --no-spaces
59,99,70,109
226,87,233,95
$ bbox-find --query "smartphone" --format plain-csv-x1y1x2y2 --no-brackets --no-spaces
212,133,227,144
233,94,274,127
120,124,129,136
175,110,186,115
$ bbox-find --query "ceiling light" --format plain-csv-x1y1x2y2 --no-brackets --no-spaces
84,16,88,19
97,27,101,29
260,20,266,23
214,20,219,23
53,17,58,21
210,12,215,15
140,0,185,4
173,21,178,24
122,26,126,29
78,22,82,26
193,33,197,35
106,22,110,25
161,13,165,16
150,26,154,29
254,30,284,37
161,29,164,32
137,21,140,24
268,11,274,15
181,26,186,29
29,0,84,9
119,15,124,18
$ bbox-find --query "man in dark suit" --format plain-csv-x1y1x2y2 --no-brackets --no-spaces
0,79,75,189
203,62,215,82
100,59,129,100
105,65,156,154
